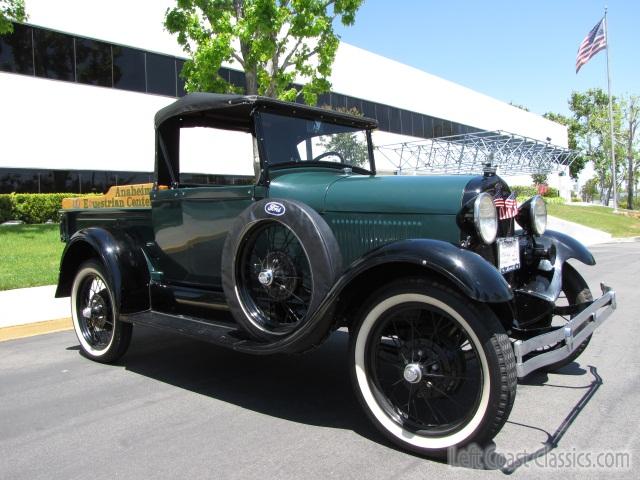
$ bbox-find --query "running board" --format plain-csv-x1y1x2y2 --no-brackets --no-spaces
122,310,253,350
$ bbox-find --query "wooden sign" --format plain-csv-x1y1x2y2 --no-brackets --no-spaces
61,183,158,210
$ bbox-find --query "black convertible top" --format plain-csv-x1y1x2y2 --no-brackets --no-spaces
154,93,378,131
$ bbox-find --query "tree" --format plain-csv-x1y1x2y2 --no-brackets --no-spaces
581,176,599,202
532,173,548,185
567,88,624,206
0,0,26,35
164,0,363,105
622,96,639,209
543,112,587,180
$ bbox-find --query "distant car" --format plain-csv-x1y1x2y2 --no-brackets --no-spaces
56,93,616,458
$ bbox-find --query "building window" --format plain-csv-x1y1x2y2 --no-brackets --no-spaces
330,93,347,110
361,100,376,120
228,68,245,91
411,112,424,138
33,28,74,81
376,104,390,131
389,107,401,133
112,46,146,93
146,52,176,96
400,109,412,136
346,95,362,114
317,92,331,108
0,23,33,75
75,38,112,87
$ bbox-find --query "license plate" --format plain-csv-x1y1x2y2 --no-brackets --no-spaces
497,238,520,273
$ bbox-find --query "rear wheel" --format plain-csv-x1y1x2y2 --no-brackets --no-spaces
349,278,517,458
71,260,132,363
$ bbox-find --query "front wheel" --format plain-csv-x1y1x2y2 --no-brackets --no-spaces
349,278,517,458
71,260,132,363
539,263,593,372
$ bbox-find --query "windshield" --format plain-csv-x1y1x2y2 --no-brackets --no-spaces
258,112,373,172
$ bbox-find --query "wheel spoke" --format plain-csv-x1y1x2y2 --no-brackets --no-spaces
369,303,483,436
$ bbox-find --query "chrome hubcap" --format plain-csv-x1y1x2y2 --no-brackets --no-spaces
403,363,423,384
258,269,274,286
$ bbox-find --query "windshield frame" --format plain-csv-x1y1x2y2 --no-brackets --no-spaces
254,110,376,180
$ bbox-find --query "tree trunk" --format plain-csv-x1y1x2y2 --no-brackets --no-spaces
244,68,258,96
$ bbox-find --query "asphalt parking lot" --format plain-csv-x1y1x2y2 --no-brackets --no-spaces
1,242,638,479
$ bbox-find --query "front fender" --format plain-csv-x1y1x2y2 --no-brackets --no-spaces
337,239,514,303
55,227,150,313
544,230,595,266
514,230,595,303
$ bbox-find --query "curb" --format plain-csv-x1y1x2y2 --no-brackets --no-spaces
0,318,72,342
604,236,640,244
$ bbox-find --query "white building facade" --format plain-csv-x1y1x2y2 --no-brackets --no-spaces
0,0,569,194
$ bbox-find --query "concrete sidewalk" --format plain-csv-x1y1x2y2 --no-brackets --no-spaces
0,285,70,329
547,215,613,245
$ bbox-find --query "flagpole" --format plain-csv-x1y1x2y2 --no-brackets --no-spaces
604,7,618,211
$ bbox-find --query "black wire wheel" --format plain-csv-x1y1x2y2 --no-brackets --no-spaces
237,221,313,335
350,278,517,457
222,198,342,343
536,262,593,372
71,260,132,363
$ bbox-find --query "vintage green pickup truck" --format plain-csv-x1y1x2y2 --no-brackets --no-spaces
56,93,616,458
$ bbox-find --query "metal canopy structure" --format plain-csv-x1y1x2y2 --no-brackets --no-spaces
375,130,579,175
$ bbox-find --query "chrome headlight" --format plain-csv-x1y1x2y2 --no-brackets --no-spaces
516,195,547,235
473,193,498,244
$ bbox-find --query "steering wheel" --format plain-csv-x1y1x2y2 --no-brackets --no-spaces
312,151,346,163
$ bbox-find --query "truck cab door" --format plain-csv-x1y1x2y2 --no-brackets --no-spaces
151,127,257,291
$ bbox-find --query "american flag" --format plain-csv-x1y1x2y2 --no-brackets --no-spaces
576,18,607,73
494,192,518,220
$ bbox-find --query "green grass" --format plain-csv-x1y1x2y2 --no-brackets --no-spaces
0,224,64,290
547,203,640,238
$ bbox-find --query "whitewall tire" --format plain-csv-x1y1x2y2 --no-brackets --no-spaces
349,278,517,458
71,260,132,363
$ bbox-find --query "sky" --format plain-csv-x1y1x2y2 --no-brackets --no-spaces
334,0,639,117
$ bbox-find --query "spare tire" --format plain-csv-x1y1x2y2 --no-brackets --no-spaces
221,198,342,342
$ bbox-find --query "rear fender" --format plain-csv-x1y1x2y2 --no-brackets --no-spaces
55,227,150,314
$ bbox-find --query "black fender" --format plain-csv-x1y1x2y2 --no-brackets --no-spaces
514,230,595,304
235,239,512,355
544,230,595,266
334,239,514,303
55,227,150,314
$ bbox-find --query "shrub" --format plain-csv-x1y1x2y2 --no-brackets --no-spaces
544,196,565,205
510,185,538,199
511,184,560,201
0,195,12,223
0,193,85,224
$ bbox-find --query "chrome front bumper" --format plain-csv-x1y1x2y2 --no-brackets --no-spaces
512,284,617,378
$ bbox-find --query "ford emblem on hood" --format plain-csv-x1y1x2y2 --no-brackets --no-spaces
264,201,286,216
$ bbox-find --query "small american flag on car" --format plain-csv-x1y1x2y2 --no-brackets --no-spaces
494,192,518,220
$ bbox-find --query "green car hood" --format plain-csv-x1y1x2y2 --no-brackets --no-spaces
268,169,473,214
